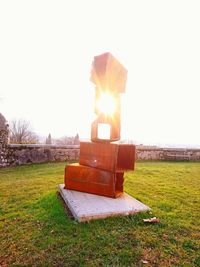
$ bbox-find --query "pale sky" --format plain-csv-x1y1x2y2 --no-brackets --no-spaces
0,0,200,147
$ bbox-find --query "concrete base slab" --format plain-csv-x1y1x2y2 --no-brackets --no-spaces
59,184,151,222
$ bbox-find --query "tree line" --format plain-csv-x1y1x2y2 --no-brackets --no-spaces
9,119,79,145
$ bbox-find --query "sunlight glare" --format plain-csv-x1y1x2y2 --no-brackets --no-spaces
96,93,116,115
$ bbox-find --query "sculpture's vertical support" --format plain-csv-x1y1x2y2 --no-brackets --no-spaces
64,53,135,198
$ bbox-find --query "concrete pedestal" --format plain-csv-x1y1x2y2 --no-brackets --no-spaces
59,184,151,222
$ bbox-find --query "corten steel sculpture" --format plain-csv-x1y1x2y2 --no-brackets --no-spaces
64,52,136,198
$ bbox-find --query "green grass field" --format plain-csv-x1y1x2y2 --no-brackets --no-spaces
0,161,200,266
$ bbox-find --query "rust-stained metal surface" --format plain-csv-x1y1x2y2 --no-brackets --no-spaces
116,144,136,172
80,142,135,172
64,53,136,198
64,164,124,198
64,163,116,198
90,52,127,143
91,113,121,143
90,52,127,94
64,142,135,198
79,142,118,172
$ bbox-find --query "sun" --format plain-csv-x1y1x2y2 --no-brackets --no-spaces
96,92,116,115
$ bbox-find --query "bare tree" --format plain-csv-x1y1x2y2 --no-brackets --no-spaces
54,134,79,145
9,119,39,144
54,136,74,145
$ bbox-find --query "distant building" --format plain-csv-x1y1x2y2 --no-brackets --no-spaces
74,133,80,145
46,133,52,145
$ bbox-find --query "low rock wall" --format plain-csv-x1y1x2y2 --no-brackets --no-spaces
1,144,200,168
0,129,9,167
136,147,200,161
0,144,80,167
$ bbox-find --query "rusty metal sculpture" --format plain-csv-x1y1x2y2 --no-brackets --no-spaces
64,52,135,198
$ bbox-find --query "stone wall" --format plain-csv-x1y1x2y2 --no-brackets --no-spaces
0,129,8,146
0,115,9,167
1,144,200,168
0,130,9,167
0,129,8,167
136,147,200,161
1,144,80,167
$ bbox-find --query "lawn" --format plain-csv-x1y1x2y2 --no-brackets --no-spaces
0,161,200,266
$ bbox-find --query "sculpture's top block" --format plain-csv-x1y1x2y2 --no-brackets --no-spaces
90,52,127,93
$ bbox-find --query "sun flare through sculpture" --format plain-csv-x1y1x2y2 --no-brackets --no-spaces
96,92,116,115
